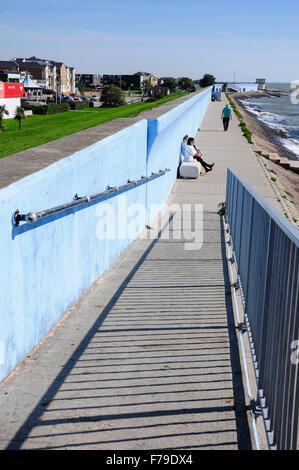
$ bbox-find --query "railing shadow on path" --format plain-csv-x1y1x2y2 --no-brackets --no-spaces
6,214,252,450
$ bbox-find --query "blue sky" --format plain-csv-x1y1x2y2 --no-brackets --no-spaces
0,0,298,82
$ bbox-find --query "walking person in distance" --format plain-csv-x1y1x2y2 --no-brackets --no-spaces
222,104,232,131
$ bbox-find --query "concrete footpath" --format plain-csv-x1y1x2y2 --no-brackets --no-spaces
0,96,278,450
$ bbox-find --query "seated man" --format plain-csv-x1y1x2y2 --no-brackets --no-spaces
185,137,214,172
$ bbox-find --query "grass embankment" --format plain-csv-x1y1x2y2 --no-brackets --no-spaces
225,92,253,144
0,91,187,159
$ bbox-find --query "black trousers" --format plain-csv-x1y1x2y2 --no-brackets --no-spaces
193,155,211,171
223,117,230,131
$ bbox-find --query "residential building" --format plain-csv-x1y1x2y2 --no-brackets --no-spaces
0,69,21,83
12,57,56,91
102,74,121,87
148,86,170,97
75,74,101,89
10,56,75,94
135,72,158,87
0,61,20,73
102,74,136,90
102,72,158,90
158,77,176,85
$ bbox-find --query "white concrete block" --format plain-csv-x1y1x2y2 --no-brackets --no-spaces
179,161,202,179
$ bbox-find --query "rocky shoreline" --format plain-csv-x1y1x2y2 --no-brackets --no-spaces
232,90,288,99
229,92,299,212
232,91,296,160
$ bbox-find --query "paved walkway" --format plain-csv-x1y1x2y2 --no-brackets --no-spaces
0,96,278,450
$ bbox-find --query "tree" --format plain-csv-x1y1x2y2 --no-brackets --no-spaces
141,79,151,95
77,83,88,95
162,78,176,92
0,105,9,132
14,106,26,131
199,74,216,88
178,77,194,90
100,85,125,107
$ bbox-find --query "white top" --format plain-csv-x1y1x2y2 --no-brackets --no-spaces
184,145,197,162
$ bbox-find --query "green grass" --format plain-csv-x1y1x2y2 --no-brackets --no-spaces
0,91,187,159
225,93,253,144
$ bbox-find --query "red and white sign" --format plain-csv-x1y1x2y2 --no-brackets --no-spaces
0,82,24,99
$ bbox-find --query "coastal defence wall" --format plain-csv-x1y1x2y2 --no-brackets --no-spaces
146,88,212,219
0,87,211,382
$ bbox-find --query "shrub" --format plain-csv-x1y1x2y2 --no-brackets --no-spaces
146,97,159,102
47,103,70,114
101,85,126,107
69,101,89,110
21,103,70,115
226,93,253,144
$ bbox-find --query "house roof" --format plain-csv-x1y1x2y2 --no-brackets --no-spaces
134,71,151,77
12,57,73,71
0,60,18,68
13,58,51,68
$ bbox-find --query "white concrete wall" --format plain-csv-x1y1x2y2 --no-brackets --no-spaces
0,98,20,119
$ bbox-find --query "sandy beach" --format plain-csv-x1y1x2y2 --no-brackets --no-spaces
230,91,299,213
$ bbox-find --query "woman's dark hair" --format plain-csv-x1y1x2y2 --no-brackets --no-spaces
187,137,194,145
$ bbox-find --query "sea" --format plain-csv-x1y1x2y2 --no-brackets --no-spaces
239,83,299,160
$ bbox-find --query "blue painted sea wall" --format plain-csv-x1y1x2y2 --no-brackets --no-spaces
0,88,211,381
146,87,212,219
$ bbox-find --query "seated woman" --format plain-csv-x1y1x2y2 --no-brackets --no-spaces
185,137,214,172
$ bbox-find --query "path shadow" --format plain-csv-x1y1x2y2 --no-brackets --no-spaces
6,214,252,450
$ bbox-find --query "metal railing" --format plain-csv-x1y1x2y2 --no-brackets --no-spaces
226,169,299,450
13,168,170,226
